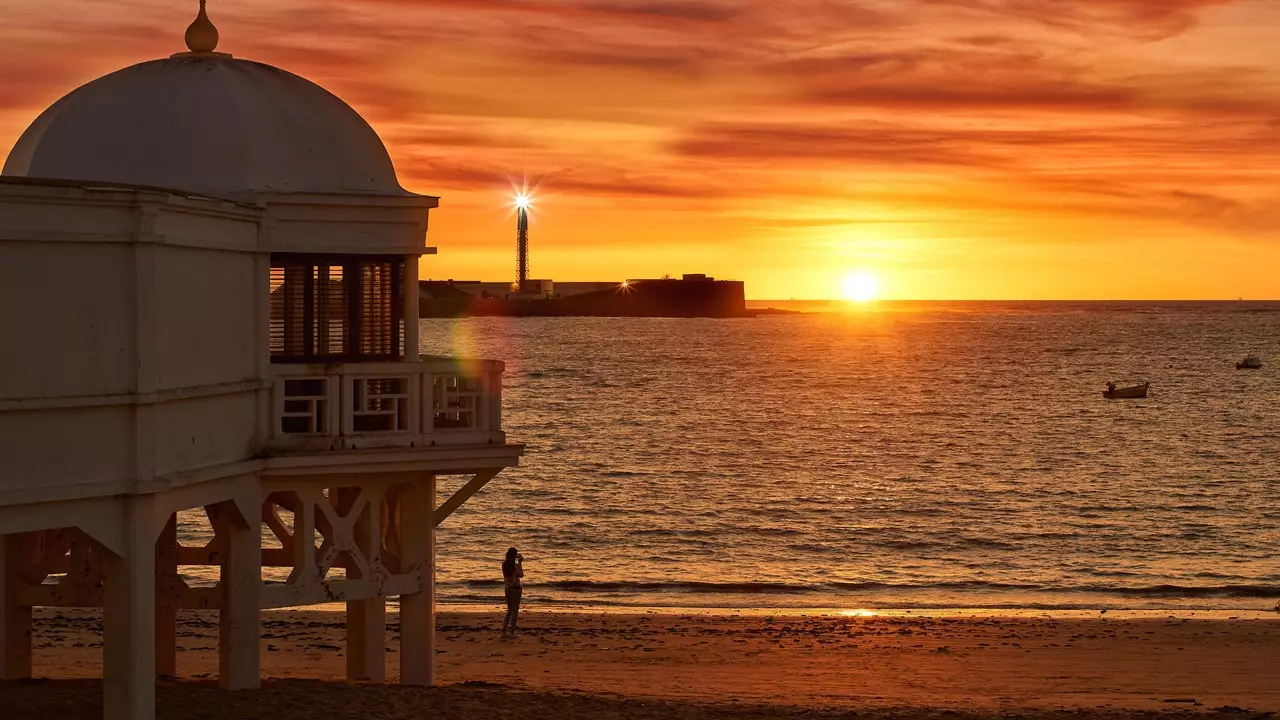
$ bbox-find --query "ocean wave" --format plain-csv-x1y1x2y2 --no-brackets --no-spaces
1100,584,1280,598
462,580,816,594
454,579,1280,599
422,308,1280,610
524,367,580,378
878,537,1018,551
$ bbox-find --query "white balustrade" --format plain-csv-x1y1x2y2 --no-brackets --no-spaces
432,374,482,430
278,376,335,435
268,356,505,452
348,376,412,434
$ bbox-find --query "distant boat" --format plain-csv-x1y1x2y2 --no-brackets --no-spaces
1103,381,1149,399
1237,354,1262,370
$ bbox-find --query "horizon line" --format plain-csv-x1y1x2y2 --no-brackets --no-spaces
747,298,1280,303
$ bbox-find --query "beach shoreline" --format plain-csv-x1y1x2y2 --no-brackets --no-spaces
431,602,1280,620
9,607,1279,716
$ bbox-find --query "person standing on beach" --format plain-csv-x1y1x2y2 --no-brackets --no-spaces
501,547,524,636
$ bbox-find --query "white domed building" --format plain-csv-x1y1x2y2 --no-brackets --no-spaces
0,5,522,719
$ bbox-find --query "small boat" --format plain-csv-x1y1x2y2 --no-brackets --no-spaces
1103,381,1148,399
1236,354,1261,370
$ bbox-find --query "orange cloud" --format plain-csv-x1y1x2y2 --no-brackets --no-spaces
922,0,1239,37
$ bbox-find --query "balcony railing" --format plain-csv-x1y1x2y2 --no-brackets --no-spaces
268,355,505,452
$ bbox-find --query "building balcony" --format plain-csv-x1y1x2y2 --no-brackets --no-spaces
267,355,506,454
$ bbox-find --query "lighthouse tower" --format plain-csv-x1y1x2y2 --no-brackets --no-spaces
516,196,531,293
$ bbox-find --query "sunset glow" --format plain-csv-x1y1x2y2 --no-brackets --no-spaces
4,5,1280,711
842,272,879,303
2,1,1277,300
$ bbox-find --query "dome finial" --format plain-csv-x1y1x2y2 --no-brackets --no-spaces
185,0,219,54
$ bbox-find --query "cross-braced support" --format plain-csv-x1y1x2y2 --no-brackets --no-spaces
0,488,261,719
0,465,507,718
256,469,499,685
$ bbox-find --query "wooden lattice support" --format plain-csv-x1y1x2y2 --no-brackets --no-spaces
259,482,416,607
3,528,115,678
246,470,504,687
0,466,506,720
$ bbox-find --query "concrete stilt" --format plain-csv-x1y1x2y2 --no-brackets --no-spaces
347,596,386,681
155,516,178,677
400,474,435,686
0,533,33,680
215,503,261,690
103,499,159,720
347,486,386,681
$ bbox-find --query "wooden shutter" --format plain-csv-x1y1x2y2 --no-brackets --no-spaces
355,260,402,358
315,263,348,356
270,255,403,362
269,262,308,357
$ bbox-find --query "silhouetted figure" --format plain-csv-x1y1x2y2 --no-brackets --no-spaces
501,547,524,636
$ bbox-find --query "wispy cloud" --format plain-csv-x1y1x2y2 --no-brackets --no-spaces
921,0,1238,37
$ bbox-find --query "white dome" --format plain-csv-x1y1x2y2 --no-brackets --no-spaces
3,55,407,197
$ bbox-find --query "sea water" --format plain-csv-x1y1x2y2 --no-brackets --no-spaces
181,301,1280,611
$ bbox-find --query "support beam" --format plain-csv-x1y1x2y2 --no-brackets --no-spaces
0,533,33,680
213,503,261,691
103,497,159,720
433,469,500,527
400,474,435,686
347,597,386,681
155,516,177,677
403,254,420,361
347,487,385,681
289,494,317,585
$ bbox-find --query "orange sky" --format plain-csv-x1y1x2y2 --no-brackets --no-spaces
2,0,1278,299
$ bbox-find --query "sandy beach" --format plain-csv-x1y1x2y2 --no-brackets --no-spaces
3,608,1278,718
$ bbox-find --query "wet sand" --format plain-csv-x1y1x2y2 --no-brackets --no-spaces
4,608,1279,717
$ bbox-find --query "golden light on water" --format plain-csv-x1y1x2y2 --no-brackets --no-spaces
841,272,879,303
838,609,879,617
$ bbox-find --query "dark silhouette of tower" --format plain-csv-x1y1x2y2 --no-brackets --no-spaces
516,205,529,293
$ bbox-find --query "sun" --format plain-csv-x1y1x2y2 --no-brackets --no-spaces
841,272,879,303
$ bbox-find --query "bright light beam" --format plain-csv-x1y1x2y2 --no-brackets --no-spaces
504,171,550,221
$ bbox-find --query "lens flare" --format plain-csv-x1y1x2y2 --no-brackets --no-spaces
504,172,548,221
